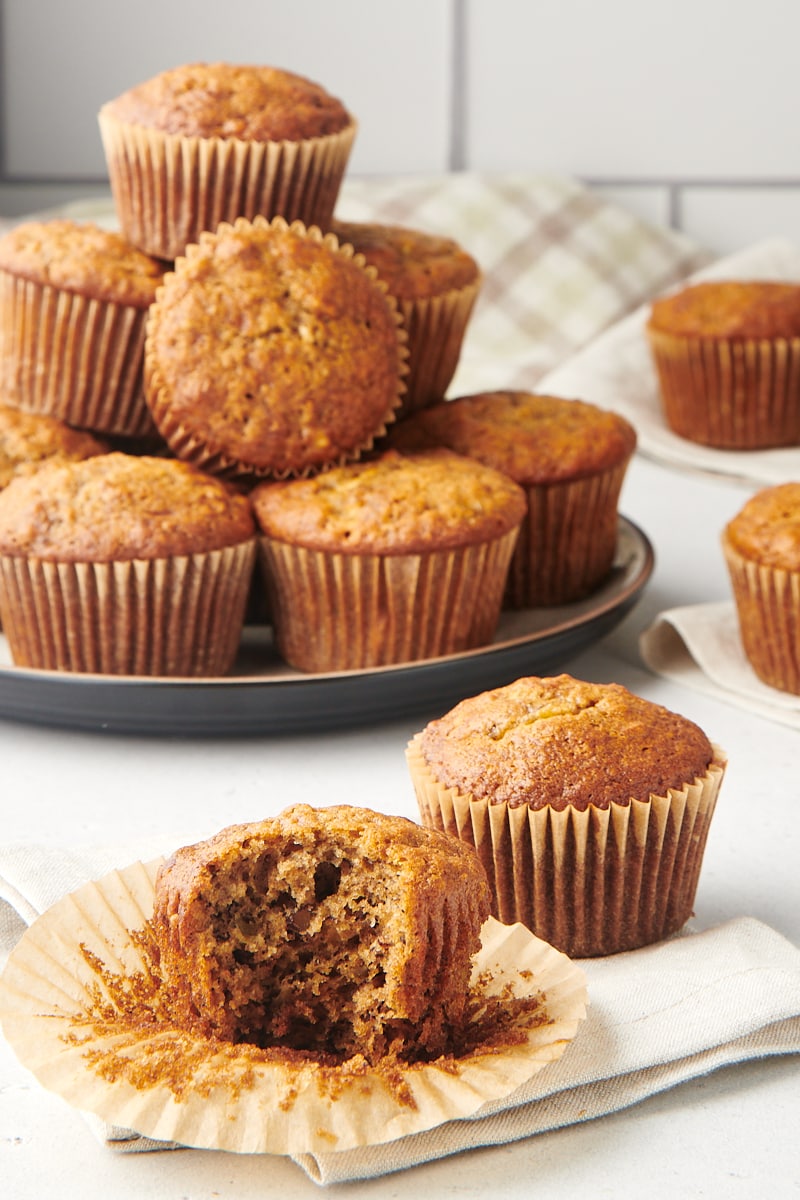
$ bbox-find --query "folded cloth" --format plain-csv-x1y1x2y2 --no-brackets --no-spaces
640,601,800,729
2,844,800,1185
539,237,800,488
13,172,709,399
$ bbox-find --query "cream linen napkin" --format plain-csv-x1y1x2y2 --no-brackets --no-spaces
539,237,800,488
2,844,800,1185
640,601,800,729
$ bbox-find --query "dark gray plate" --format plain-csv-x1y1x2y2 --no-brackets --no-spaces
0,516,653,737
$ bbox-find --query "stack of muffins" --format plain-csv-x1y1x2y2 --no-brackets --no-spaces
0,60,635,678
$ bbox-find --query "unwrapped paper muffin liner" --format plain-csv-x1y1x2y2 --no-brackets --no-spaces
647,327,800,449
722,532,800,694
144,218,408,484
259,525,520,672
408,737,727,958
0,858,588,1157
396,280,482,416
99,110,357,261
506,462,630,608
0,272,157,438
0,539,256,676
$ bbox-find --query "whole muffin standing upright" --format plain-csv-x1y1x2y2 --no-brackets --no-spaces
0,219,166,438
250,448,527,672
407,673,726,957
0,453,257,676
144,215,408,482
722,481,800,694
329,220,481,416
647,280,800,449
99,62,357,260
386,391,636,607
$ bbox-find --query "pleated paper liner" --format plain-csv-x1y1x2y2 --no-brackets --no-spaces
408,737,727,958
143,218,409,484
505,462,631,609
0,539,256,676
396,279,482,417
0,273,157,439
647,327,800,449
98,110,357,261
0,858,588,1157
722,533,800,694
259,526,520,672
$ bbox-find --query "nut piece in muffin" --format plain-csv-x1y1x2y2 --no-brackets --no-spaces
152,803,492,1063
0,219,167,438
99,61,357,260
0,403,108,489
647,280,800,449
722,481,800,693
144,215,408,482
387,391,636,607
250,448,527,671
407,673,726,957
0,452,256,676
330,219,481,416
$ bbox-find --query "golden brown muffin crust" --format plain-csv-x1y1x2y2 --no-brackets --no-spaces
0,219,167,308
417,674,714,811
145,217,406,476
329,220,479,301
387,392,636,485
101,62,352,142
724,482,800,571
0,452,255,561
251,448,527,554
0,404,108,488
648,280,800,340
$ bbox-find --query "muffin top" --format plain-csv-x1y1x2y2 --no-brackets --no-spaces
100,62,352,142
145,216,407,478
724,482,800,570
414,673,715,811
648,280,800,340
250,448,527,554
329,220,480,301
0,219,167,308
0,404,108,489
387,391,636,485
0,452,255,562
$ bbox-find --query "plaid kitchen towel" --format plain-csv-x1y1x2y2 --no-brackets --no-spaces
1,172,709,396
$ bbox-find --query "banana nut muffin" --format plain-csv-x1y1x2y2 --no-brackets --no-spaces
647,280,800,448
99,62,356,259
0,403,108,489
387,391,637,607
144,215,408,482
0,452,256,675
722,481,800,694
152,803,492,1063
408,673,726,957
330,220,481,416
0,219,166,437
251,448,527,670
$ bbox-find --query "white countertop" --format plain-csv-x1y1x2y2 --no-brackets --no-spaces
2,451,799,1198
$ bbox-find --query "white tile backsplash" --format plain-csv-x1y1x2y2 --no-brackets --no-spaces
678,187,800,259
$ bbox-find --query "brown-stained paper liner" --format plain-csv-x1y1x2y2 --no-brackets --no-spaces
0,538,256,676
259,525,520,672
98,110,357,261
0,858,588,1157
722,532,800,694
505,461,631,609
408,737,727,958
647,326,800,449
0,272,157,438
144,218,408,484
396,279,482,417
